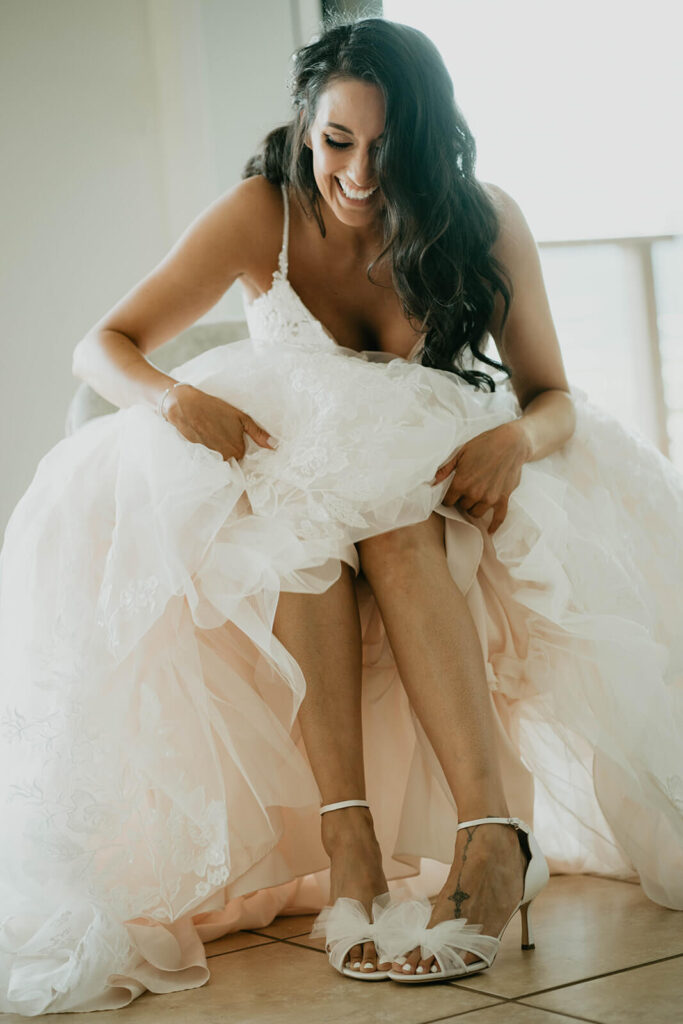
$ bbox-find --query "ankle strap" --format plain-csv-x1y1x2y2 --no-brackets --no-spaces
319,800,370,815
456,816,527,832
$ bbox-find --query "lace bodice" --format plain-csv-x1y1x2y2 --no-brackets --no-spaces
243,182,425,363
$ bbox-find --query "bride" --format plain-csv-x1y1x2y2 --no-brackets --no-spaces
1,14,682,1015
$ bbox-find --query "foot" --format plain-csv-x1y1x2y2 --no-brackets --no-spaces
392,820,529,976
322,804,392,975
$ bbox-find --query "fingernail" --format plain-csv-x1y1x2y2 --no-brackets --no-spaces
416,966,425,973
267,435,278,449
402,963,412,973
362,962,374,970
352,961,361,970
430,964,439,973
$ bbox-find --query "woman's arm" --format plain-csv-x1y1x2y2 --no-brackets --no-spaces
71,175,277,414
433,186,577,531
484,182,576,462
71,175,282,461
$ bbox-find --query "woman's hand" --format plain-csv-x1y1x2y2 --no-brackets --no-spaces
431,420,531,534
164,385,276,462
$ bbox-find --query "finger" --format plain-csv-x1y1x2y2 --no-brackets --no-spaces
431,457,458,485
462,501,490,518
488,501,508,534
441,484,463,507
243,417,278,449
457,497,478,514
432,464,455,485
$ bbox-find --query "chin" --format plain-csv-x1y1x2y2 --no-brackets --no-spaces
331,179,381,217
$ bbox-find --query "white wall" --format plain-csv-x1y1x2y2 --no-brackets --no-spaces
0,0,320,539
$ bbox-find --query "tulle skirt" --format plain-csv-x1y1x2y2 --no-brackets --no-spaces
1,334,682,1014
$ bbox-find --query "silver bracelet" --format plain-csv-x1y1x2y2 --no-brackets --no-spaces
158,381,193,421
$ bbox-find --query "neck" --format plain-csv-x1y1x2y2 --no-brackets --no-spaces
319,201,386,262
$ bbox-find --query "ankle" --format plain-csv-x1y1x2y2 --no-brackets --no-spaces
457,804,511,824
321,806,378,855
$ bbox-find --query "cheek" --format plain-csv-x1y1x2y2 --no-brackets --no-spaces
313,146,343,182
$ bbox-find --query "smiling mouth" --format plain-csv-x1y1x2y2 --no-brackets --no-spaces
335,176,378,203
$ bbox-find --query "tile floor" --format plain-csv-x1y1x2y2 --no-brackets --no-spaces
7,875,683,1023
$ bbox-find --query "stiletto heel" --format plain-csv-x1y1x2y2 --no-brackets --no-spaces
381,816,549,983
520,900,534,949
310,800,393,982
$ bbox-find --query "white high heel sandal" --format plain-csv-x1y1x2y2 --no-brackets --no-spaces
383,816,550,983
309,800,393,981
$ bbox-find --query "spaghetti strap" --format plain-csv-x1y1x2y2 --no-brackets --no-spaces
278,181,290,278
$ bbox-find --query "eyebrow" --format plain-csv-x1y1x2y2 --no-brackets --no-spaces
325,121,385,139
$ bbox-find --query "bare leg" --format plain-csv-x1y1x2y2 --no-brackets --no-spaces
358,513,527,974
273,562,390,972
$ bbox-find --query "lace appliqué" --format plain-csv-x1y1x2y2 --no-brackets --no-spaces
246,273,337,354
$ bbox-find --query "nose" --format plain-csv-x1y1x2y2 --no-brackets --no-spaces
346,148,376,188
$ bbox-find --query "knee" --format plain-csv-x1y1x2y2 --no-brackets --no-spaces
357,514,444,582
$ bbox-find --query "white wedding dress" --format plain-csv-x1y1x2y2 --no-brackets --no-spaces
1,182,682,1014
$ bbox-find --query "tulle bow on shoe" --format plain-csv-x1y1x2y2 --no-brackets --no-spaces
380,897,500,977
310,891,393,978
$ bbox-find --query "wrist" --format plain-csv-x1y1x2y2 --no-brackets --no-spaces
158,381,195,422
506,416,535,463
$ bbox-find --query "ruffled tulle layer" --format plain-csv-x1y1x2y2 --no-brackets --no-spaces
1,335,682,1014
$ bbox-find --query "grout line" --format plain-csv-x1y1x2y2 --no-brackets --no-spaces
451,949,683,1001
244,927,313,940
280,936,327,954
514,1000,604,1024
420,995,603,1024
238,929,332,954
417,999,507,1023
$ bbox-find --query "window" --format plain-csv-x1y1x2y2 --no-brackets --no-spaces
384,0,683,467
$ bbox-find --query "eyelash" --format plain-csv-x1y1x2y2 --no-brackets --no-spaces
324,135,381,154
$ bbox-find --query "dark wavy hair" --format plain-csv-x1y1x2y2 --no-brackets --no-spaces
243,16,513,391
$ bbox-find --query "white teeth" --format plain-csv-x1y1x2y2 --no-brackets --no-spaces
337,177,377,200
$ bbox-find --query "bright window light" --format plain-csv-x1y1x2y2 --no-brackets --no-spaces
383,0,682,241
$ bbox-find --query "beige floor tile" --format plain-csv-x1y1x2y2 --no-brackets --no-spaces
205,930,275,956
452,875,683,1000
523,955,683,1024
251,912,317,939
440,1003,587,1023
286,932,327,951
32,938,502,1024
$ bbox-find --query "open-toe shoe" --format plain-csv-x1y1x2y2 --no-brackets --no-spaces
381,816,549,983
309,799,393,981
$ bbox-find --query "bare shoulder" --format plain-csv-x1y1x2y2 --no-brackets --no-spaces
188,173,284,272
480,181,570,406
86,174,286,358
481,181,538,262
227,174,285,262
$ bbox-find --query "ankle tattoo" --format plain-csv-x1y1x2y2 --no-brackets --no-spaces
448,885,470,917
447,825,475,918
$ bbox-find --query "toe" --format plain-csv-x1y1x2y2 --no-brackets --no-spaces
346,943,363,971
359,941,378,972
415,954,436,975
393,947,421,975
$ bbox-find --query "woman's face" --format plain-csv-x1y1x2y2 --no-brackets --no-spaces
305,77,385,227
